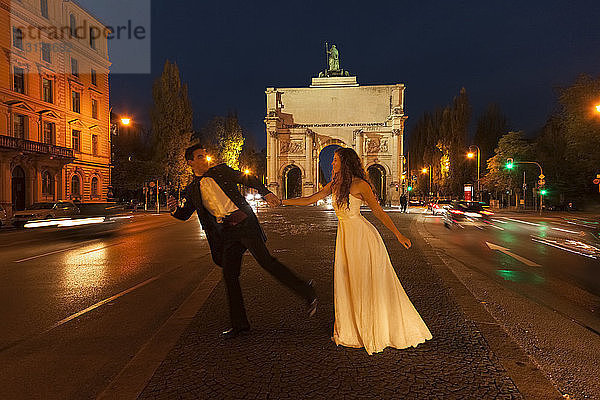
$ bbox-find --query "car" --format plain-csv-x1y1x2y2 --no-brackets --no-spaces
443,200,494,228
431,199,453,215
11,201,80,227
408,199,423,207
0,204,7,227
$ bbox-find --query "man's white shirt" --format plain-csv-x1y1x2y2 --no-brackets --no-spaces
199,177,238,222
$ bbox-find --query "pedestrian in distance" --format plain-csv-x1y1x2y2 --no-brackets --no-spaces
167,143,318,339
283,147,432,355
400,192,408,213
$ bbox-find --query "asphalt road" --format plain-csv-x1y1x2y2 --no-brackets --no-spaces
0,214,213,399
417,208,600,399
0,207,597,399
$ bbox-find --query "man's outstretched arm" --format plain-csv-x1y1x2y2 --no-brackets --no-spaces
168,187,196,220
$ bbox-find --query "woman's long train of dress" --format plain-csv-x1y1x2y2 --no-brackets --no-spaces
332,194,432,355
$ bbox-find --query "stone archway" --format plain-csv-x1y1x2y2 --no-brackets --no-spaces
283,165,302,199
11,166,26,211
367,164,386,205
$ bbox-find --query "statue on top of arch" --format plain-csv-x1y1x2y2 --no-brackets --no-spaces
318,43,351,78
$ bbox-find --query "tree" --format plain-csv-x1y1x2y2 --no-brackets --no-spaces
150,60,194,189
474,103,508,168
409,88,471,197
198,114,245,170
481,131,534,195
555,74,600,198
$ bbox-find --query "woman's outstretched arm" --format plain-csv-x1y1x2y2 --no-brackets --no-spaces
356,180,412,249
282,182,333,206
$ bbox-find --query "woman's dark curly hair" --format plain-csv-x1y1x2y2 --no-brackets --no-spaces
332,147,370,210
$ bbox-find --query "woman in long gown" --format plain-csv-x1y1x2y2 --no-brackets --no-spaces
283,147,432,355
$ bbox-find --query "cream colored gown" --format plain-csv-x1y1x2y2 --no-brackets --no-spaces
332,194,432,355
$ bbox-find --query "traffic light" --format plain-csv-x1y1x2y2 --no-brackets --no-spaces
540,189,547,196
407,186,413,192
506,158,514,170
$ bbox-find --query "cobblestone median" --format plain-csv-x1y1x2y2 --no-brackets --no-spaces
139,208,521,399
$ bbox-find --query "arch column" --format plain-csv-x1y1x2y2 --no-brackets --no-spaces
304,130,314,196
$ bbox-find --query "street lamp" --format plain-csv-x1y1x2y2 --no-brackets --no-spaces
421,165,432,199
467,145,481,200
120,117,131,125
244,169,251,175
595,104,600,113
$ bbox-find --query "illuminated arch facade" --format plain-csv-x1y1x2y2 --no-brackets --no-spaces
265,75,407,205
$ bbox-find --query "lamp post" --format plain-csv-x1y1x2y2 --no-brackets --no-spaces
506,159,545,215
421,165,432,200
467,145,481,201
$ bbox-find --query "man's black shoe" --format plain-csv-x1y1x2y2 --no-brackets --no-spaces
306,280,318,317
221,326,250,339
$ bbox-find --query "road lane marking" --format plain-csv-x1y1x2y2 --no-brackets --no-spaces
552,227,582,235
485,241,541,267
501,217,543,227
531,237,599,260
42,275,162,334
13,240,98,263
489,224,505,231
79,242,124,255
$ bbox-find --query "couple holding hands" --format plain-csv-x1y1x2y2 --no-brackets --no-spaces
168,144,431,355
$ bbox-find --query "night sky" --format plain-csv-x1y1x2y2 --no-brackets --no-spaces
109,0,600,149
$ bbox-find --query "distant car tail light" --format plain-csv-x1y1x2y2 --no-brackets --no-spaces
450,209,464,215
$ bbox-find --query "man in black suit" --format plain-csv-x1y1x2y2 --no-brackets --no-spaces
167,144,317,338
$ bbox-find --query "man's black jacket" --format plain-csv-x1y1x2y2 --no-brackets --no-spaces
171,163,273,266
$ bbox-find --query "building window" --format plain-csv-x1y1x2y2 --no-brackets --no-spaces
89,27,97,49
14,67,25,94
43,121,55,144
91,99,98,119
14,114,26,139
72,130,80,151
43,78,53,103
92,134,98,155
72,91,80,113
69,14,76,37
40,0,48,18
41,43,51,62
71,175,81,198
71,58,78,77
13,27,23,50
42,171,54,195
91,69,97,86
91,177,99,197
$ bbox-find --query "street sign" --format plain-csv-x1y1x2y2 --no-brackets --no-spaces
594,179,600,185
538,179,545,186
539,174,545,179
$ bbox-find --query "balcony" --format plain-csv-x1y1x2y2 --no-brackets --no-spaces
0,135,74,159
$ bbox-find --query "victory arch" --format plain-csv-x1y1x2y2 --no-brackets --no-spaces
265,68,407,205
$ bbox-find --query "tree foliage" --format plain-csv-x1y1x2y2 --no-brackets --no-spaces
480,131,535,193
150,60,194,188
408,88,471,196
473,103,508,167
196,114,245,170
554,74,600,196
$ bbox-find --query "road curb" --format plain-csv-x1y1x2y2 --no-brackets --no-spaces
96,266,222,400
411,216,563,400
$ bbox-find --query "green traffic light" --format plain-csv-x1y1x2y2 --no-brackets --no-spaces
407,186,413,191
506,162,514,169
540,189,547,195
